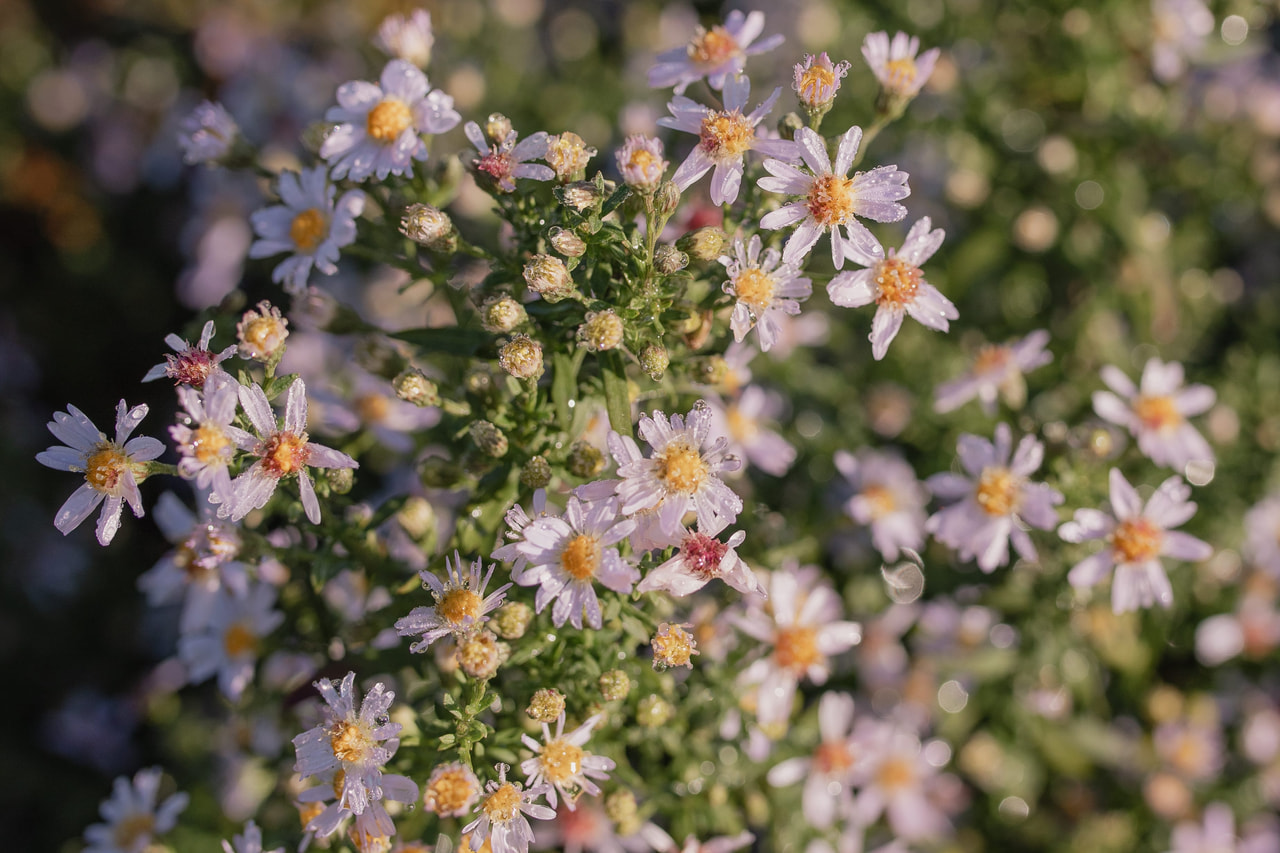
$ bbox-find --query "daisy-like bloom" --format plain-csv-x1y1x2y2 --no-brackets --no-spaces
734,567,862,726
37,400,164,546
934,329,1053,414
177,100,239,166
828,217,957,361
850,724,952,841
1245,494,1280,577
615,135,668,194
719,235,811,352
169,372,248,507
515,496,638,630
793,53,850,113
1165,802,1239,853
533,798,676,853
395,552,512,652
143,319,236,387
861,31,940,102
466,121,554,193
706,386,796,477
83,767,188,853
248,166,366,294
423,761,481,817
658,74,794,206
673,832,755,853
648,10,783,94
834,449,928,563
464,763,556,853
321,59,460,182
767,692,867,828
637,526,762,597
374,9,434,68
610,401,744,536
520,713,615,809
222,378,358,525
758,125,910,269
925,424,1064,572
1061,469,1213,613
178,582,284,700
223,820,284,853
1092,358,1215,472
293,672,419,828
236,300,288,362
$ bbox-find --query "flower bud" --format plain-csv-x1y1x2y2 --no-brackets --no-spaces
465,367,495,396
484,113,513,145
520,455,553,489
567,441,606,478
523,254,576,303
653,244,688,274
354,335,407,378
777,112,804,141
598,669,631,701
578,310,625,352
697,355,730,386
326,467,354,494
548,227,586,258
639,344,670,381
470,421,508,458
400,203,456,252
557,181,600,212
545,132,596,181
615,135,667,194
651,623,698,670
655,181,681,217
394,368,440,407
526,688,566,723
300,122,336,156
481,296,527,334
419,456,463,488
604,790,638,826
491,601,532,640
457,630,501,679
236,301,289,362
636,694,673,728
793,53,850,113
676,227,728,262
499,334,545,380
396,496,436,539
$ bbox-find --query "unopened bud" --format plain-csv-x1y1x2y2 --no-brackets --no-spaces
548,227,587,258
354,336,407,378
598,669,631,701
526,688,566,723
654,244,688,274
481,296,526,334
499,334,544,381
326,467,354,495
470,421,508,458
556,181,600,212
639,344,669,381
523,254,576,303
777,112,804,141
520,455,553,489
578,310,625,352
394,368,440,407
419,456,463,488
396,496,436,539
457,630,501,679
300,122,336,156
400,204,456,252
567,441,606,478
698,355,730,386
237,301,289,362
655,181,680,217
676,227,728,262
491,601,532,640
604,790,638,826
545,132,596,181
636,694,673,728
484,113,513,144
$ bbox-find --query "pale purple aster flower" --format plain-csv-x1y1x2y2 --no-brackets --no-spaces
861,32,940,100
1092,357,1215,471
395,551,512,652
492,489,555,580
520,712,615,810
321,59,460,182
1061,469,1213,613
467,121,554,193
636,526,762,597
648,10,784,94
793,53,851,111
464,763,556,853
615,134,668,193
834,449,928,562
83,767,188,853
758,125,910,269
374,9,434,68
766,692,866,828
1151,0,1214,82
925,424,1063,572
828,217,957,361
1165,802,1238,853
933,329,1053,414
610,401,744,536
178,581,283,701
293,672,418,826
221,378,358,525
673,831,755,853
142,319,236,387
1195,580,1280,665
37,400,164,546
1244,494,1280,577
248,166,365,294
850,724,952,841
1154,717,1225,782
658,74,794,206
734,567,862,726
222,820,283,853
177,101,239,166
515,495,638,630
169,372,249,507
533,798,676,853
706,386,796,477
719,235,812,352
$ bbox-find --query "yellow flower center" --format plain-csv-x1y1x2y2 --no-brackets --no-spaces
656,441,708,495
437,587,483,625
112,813,155,849
973,344,1012,376
289,208,327,251
975,467,1020,516
261,432,310,478
332,769,346,799
426,767,479,814
628,148,661,172
726,405,758,443
876,756,916,792
481,782,523,822
733,268,776,312
1112,517,1163,563
1169,731,1208,776
222,621,258,657
688,27,738,67
873,257,922,308
813,740,856,775
652,623,698,668
1133,395,1182,432
242,316,285,352
85,444,129,494
366,98,413,142
329,720,373,763
540,738,586,784
560,534,602,581
806,173,857,227
355,393,392,424
699,111,754,160
797,65,836,104
883,58,919,94
862,484,897,518
192,424,232,465
774,625,821,672
298,801,325,828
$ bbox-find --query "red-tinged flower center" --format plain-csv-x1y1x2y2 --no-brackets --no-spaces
437,587,483,625
862,484,897,518
290,208,328,251
561,533,602,580
680,532,729,578
539,738,585,784
261,432,310,478
476,150,515,185
85,443,129,495
688,27,738,67
806,173,857,227
699,110,754,160
1133,395,1182,432
973,344,1012,377
876,755,916,792
797,64,837,106
481,782,522,823
883,58,919,95
164,349,216,387
774,625,821,672
1112,517,1163,563
813,740,856,775
874,257,922,308
733,268,776,312
222,620,258,657
656,440,709,495
366,98,413,142
975,467,1020,516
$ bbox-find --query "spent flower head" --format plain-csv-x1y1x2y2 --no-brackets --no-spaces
236,301,289,361
143,319,236,388
616,135,668,194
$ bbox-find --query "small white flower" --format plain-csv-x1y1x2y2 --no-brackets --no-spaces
1092,357,1215,472
520,712,615,809
169,371,249,507
766,692,865,828
395,551,512,652
706,386,796,477
83,767,188,853
616,134,668,193
178,581,283,700
637,526,761,597
491,489,555,579
142,319,236,387
37,400,164,546
177,101,239,165
248,166,365,295
834,449,928,563
222,820,284,853
648,10,783,94
463,763,556,853
861,31,940,100
374,9,434,68
719,235,811,352
466,121,554,193
934,329,1053,414
850,723,952,841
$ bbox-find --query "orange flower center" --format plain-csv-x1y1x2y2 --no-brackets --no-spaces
1112,517,1163,563
733,268,776,312
699,111,754,160
437,587,483,625
261,432,310,478
973,344,1012,376
862,484,897,518
1133,395,1182,432
426,767,478,814
975,467,1020,516
329,720,373,763
85,444,129,494
366,98,413,142
774,625,821,672
797,65,837,105
192,424,232,465
876,756,916,791
813,740,855,775
874,257,922,308
560,534,602,581
652,623,697,668
656,441,708,494
481,782,522,822
806,172,857,227
222,621,258,657
289,208,327,251
540,738,585,784
688,27,738,67
355,393,392,424
883,58,919,94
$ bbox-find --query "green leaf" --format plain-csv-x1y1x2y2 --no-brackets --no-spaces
551,349,586,430
391,326,494,356
601,183,633,217
600,350,633,439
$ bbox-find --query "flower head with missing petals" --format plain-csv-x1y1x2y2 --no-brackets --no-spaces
466,121,554,194
143,320,236,388
519,712,615,810
463,763,555,853
648,10,784,94
1092,357,1215,472
934,330,1053,415
395,552,512,652
248,166,365,295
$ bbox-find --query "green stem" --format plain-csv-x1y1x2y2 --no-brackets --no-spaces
850,114,894,169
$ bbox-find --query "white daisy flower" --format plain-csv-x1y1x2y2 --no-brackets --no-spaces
374,9,434,68
1092,357,1215,472
515,495,638,630
718,235,811,352
320,59,460,182
705,386,796,477
861,31,941,101
222,378,358,525
933,329,1053,415
636,526,762,597
83,767,188,853
248,166,366,295
648,10,783,94
520,712,615,810
758,125,910,269
395,551,512,652
850,723,952,841
177,100,239,166
766,692,866,828
142,319,236,388
834,449,928,563
466,121,555,193
222,820,284,853
37,399,164,546
169,371,248,507
658,74,794,206
463,763,556,853
827,217,957,360
610,401,743,537
178,581,283,700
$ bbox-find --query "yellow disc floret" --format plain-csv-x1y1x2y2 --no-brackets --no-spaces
874,257,922,308
262,432,310,478
1133,395,1182,432
699,111,754,160
481,782,522,823
85,444,129,494
539,738,585,785
560,534,602,581
222,621,258,657
436,587,483,625
289,208,328,252
656,441,708,495
774,625,821,672
192,424,232,465
1112,517,1163,564
329,720,373,763
733,268,776,313
688,27,738,67
806,173,857,227
366,98,413,143
975,467,1020,516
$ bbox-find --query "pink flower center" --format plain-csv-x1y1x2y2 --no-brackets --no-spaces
680,532,729,578
164,349,217,387
973,344,1012,377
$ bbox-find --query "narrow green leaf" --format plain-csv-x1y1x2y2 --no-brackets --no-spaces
391,326,494,356
600,350,633,439
551,349,585,430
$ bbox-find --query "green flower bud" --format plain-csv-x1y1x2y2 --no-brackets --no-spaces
523,254,576,303
604,790,638,825
457,630,501,680
567,441,606,478
549,226,587,258
526,688,566,723
481,296,526,334
418,456,463,488
599,669,631,702
499,334,545,380
396,496,436,540
654,244,688,274
393,368,440,407
491,601,533,640
676,227,728,262
639,344,670,381
400,204,456,252
325,467,354,494
520,455,553,489
655,181,681,217
484,112,513,144
636,694,673,728
470,420,508,458
578,310,625,352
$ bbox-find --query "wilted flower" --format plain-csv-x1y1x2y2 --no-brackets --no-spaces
143,319,236,388
520,712,615,809
720,235,811,352
616,135,668,193
1092,358,1215,472
83,767,188,853
395,552,512,652
862,31,940,101
467,121,554,193
545,132,597,181
934,330,1053,414
648,10,784,94
177,101,239,166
